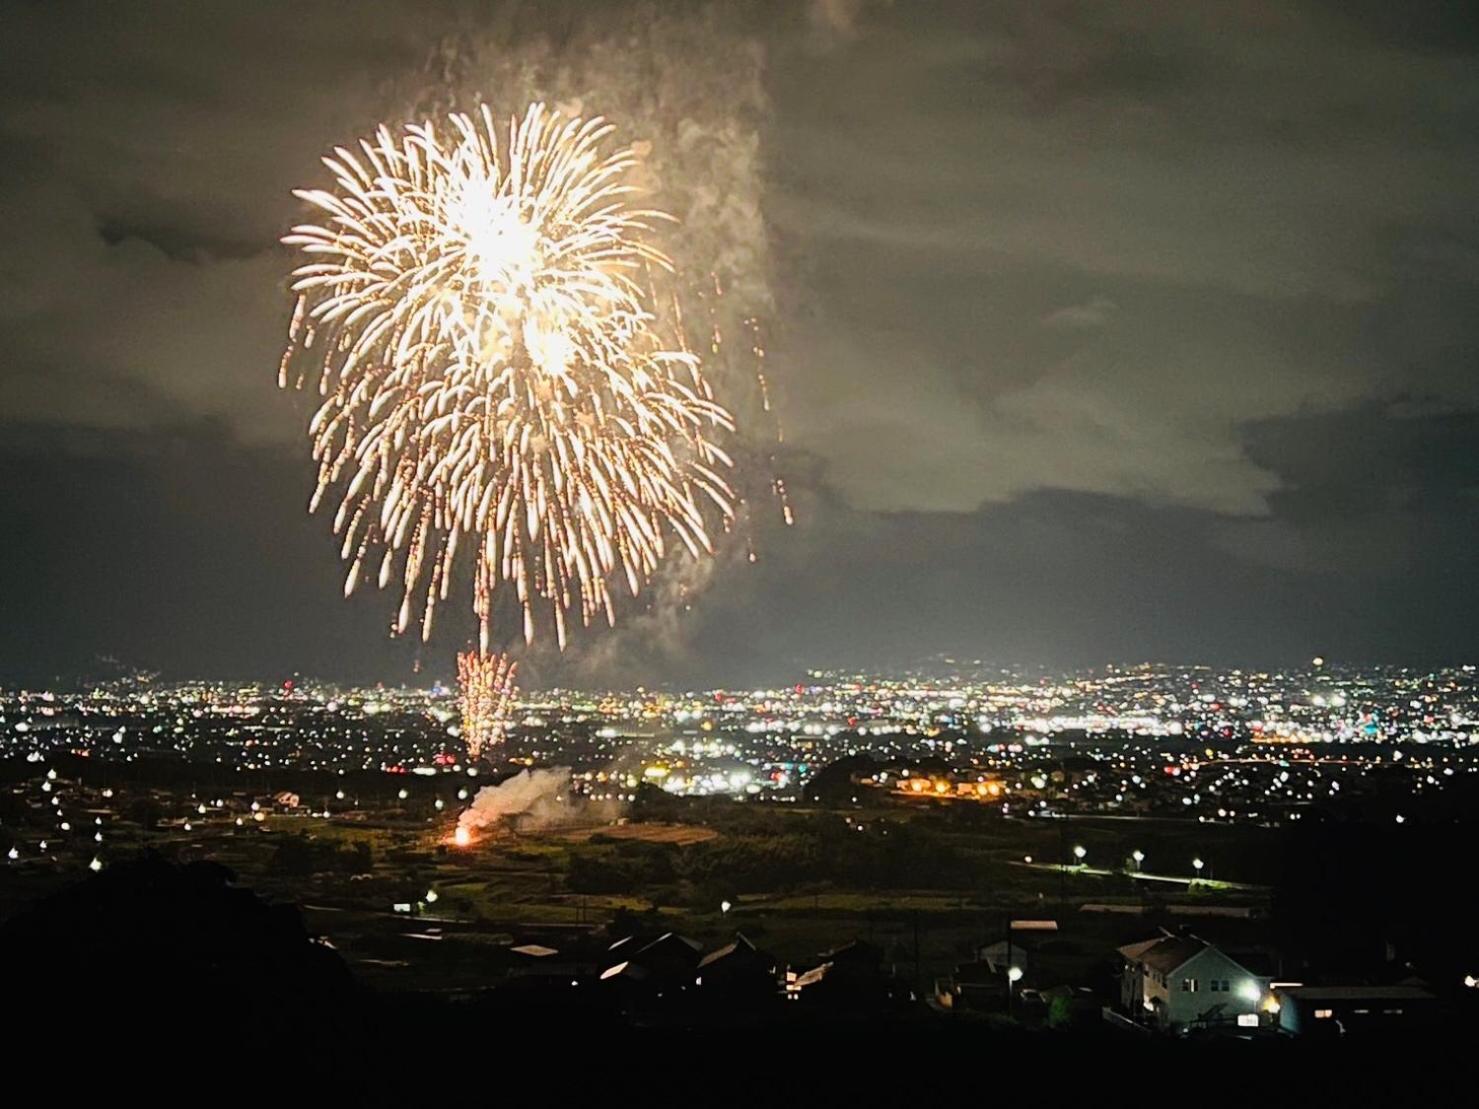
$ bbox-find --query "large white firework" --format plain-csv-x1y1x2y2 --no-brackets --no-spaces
281,103,735,650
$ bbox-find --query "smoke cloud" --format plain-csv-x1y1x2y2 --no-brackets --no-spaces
457,767,623,833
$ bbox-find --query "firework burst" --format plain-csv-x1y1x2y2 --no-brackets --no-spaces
281,103,735,649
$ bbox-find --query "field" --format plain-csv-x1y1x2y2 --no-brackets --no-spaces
0,757,1277,996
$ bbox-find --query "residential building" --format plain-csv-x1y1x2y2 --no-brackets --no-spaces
1120,933,1271,1032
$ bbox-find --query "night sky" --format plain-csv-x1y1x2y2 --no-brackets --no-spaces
3,1,1477,687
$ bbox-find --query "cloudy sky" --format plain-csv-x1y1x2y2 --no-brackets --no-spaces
2,1,1477,686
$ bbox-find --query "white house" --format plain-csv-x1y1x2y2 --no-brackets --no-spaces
1120,933,1271,1032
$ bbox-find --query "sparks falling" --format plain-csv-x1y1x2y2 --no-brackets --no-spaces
457,650,518,762
281,103,736,649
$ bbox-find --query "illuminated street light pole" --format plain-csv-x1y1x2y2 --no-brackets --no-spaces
1192,857,1204,886
1132,849,1144,872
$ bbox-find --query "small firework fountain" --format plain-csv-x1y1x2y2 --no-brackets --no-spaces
457,650,518,763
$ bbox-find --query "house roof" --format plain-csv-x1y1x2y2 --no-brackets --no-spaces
1117,937,1166,963
510,943,559,958
637,931,701,957
793,962,832,990
1276,985,1435,1002
1118,935,1220,975
598,959,648,982
977,940,1029,973
818,939,881,965
698,932,768,970
631,932,702,971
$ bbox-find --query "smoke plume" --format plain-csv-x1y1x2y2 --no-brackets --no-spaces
457,767,622,833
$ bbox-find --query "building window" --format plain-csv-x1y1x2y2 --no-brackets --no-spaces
1181,978,1198,993
1314,1009,1333,1019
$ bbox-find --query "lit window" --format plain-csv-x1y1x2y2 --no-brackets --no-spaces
1181,978,1198,993
1314,1008,1333,1019
1237,1013,1258,1028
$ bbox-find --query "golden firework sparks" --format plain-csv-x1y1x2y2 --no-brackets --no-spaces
457,650,518,762
281,103,735,649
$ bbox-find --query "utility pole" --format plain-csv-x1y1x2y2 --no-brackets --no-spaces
913,910,921,1000
1058,813,1067,914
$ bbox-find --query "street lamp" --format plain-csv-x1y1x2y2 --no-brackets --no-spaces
1192,857,1204,882
1073,844,1087,866
1131,849,1144,871
1006,965,1024,1018
721,900,732,914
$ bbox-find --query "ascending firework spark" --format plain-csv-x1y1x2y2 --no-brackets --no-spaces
281,103,735,650
458,650,518,761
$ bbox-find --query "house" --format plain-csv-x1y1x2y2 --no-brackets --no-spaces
789,939,913,1013
1120,933,1272,1032
1273,983,1438,1037
598,931,703,1012
978,939,1028,977
506,942,582,984
696,933,777,993
693,933,781,1017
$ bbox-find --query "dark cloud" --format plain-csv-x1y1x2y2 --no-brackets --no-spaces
772,0,1479,517
1,1,1477,684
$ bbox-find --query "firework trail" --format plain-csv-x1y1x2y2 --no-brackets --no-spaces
281,103,736,651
